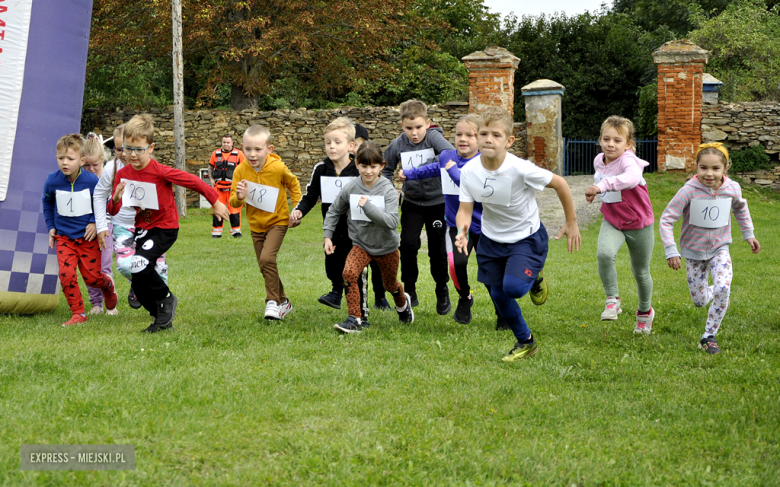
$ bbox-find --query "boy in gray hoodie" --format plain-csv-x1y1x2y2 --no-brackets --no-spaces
325,142,414,334
382,99,455,314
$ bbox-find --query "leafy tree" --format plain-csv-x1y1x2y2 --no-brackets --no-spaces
612,0,733,36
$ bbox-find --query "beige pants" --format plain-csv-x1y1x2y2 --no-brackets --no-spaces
251,226,288,303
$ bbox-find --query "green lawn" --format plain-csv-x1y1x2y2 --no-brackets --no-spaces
1,173,778,486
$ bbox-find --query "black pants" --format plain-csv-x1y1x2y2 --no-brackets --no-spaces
399,200,448,291
131,228,178,316
213,213,241,230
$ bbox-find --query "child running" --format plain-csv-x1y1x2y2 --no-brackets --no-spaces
324,142,413,334
585,116,655,333
399,114,504,326
659,142,760,354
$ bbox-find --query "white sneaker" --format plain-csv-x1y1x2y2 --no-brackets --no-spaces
89,306,104,315
634,307,655,334
278,299,293,319
264,300,280,320
106,308,119,316
600,296,622,321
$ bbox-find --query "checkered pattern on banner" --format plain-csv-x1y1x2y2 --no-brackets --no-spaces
0,188,60,295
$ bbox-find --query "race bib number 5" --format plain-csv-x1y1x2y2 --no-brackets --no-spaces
56,189,92,217
464,172,512,206
690,198,731,229
121,179,159,210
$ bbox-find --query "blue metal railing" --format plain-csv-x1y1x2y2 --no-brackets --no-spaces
563,138,658,175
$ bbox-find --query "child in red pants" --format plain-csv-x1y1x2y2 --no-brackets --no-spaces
42,134,118,326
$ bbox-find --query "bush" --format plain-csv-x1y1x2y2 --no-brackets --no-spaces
729,144,772,172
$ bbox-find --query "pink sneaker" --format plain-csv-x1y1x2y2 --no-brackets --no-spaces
601,296,622,321
634,308,655,334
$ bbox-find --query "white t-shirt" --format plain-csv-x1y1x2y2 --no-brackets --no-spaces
93,158,136,232
459,152,553,243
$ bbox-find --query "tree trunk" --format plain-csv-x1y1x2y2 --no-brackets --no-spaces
172,0,187,218
231,84,258,111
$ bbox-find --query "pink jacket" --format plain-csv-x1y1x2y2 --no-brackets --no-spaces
593,150,654,230
659,175,754,261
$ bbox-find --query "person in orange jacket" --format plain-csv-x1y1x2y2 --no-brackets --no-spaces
209,134,245,238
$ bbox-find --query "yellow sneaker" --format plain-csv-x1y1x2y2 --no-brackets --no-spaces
501,339,539,362
529,270,548,306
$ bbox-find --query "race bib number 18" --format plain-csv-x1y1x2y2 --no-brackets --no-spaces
245,181,280,213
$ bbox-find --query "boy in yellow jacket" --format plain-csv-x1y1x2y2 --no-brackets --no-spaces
230,125,302,320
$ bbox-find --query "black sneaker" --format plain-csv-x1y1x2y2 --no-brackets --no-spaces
397,293,415,323
143,293,177,333
318,290,342,310
212,234,222,239
128,288,142,309
407,289,419,308
232,232,243,238
436,286,451,315
334,316,362,334
496,316,510,331
453,295,474,324
373,297,391,311
699,336,721,354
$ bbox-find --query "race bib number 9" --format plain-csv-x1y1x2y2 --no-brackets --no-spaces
56,189,92,217
121,179,159,210
321,176,356,204
349,194,386,221
245,181,280,213
400,148,435,172
464,172,512,206
690,198,731,229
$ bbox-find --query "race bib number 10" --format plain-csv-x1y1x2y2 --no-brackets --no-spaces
56,189,92,217
349,194,386,221
245,181,280,213
121,179,159,210
690,198,731,229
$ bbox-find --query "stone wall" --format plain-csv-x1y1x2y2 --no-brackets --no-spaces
86,103,528,206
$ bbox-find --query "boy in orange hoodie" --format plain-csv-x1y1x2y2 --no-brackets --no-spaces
229,125,302,320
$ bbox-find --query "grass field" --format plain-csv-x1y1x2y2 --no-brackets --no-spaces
1,173,778,486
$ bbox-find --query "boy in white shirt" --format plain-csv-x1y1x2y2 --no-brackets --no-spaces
455,107,581,361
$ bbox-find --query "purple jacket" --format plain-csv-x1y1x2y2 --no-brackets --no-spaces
403,149,483,234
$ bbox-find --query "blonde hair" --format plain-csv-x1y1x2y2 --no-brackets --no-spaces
324,117,356,141
56,134,84,156
84,133,108,162
478,107,514,137
457,114,479,134
696,142,730,169
124,114,155,144
243,125,272,146
399,99,428,121
113,123,125,143
600,116,636,151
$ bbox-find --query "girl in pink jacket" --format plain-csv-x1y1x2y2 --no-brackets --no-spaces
585,116,655,333
659,143,760,354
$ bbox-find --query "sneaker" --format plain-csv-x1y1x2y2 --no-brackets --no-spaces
278,299,293,319
634,307,654,334
143,293,177,332
407,289,419,308
699,336,721,355
232,232,243,238
128,288,142,310
453,295,474,324
373,297,391,311
502,338,539,362
529,270,549,305
496,316,510,331
103,285,118,312
212,234,222,239
89,305,104,315
318,290,342,310
397,293,415,323
436,286,451,315
264,300,280,320
106,308,119,316
62,314,88,327
601,296,622,321
334,316,362,334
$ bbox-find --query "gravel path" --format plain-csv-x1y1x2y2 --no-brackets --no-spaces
538,174,601,234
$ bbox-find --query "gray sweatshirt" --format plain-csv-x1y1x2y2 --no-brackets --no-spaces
323,176,399,256
381,126,454,206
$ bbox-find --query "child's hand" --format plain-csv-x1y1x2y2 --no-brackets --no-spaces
212,201,230,221
98,230,109,250
747,238,761,254
112,180,126,204
585,185,600,203
289,212,301,228
358,196,369,207
84,223,97,241
324,238,335,255
235,180,248,200
454,226,469,254
398,169,407,181
445,161,456,170
48,229,56,249
555,221,581,253
667,256,681,270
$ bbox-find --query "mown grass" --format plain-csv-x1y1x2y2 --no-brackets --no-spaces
1,173,778,486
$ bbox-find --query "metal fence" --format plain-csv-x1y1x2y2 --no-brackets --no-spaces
563,138,658,175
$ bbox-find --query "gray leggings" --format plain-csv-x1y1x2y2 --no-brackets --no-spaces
597,220,654,312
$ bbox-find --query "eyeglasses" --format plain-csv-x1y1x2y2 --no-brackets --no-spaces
113,146,124,153
123,144,152,155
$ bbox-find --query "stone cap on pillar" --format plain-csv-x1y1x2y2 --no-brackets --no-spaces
702,73,723,92
521,79,565,97
652,40,709,64
462,46,520,68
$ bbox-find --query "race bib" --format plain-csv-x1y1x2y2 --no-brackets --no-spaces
690,198,731,229
321,176,356,204
593,171,622,203
55,189,92,217
440,168,459,196
349,194,386,221
245,181,280,213
121,179,159,210
463,172,512,206
400,148,435,172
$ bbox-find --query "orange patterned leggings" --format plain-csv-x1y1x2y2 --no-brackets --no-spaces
343,246,406,318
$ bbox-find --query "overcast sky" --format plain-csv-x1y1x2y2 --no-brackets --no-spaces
482,0,614,18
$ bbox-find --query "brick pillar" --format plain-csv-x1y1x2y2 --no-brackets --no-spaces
652,40,710,172
462,47,520,115
521,79,565,174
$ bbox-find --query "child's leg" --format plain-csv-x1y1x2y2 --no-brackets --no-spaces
372,250,407,309
704,249,732,338
113,224,136,282
252,226,288,303
154,255,169,285
77,238,116,305
55,236,86,315
369,261,385,298
624,224,654,312
326,225,352,293
445,226,475,298
597,220,626,298
342,246,374,317
423,203,449,288
399,200,425,292
86,224,116,307
131,229,178,314
686,258,711,308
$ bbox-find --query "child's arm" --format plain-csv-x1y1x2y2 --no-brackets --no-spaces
398,160,442,181
106,178,126,216
381,141,401,180
42,178,57,248
593,159,644,192
446,161,462,185
659,186,689,270
362,185,400,230
454,201,475,254
283,165,302,227
427,129,456,154
290,163,325,223
159,165,229,221
93,161,114,249
323,190,349,254
546,174,581,253
731,184,760,254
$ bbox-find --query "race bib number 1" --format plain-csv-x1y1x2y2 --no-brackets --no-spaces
56,189,92,217
121,179,159,210
321,176,356,204
349,194,386,221
400,148,435,172
245,181,280,213
690,198,731,228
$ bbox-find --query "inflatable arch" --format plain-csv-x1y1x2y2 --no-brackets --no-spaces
0,0,93,313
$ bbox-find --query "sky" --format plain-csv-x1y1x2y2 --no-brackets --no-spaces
482,0,613,18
